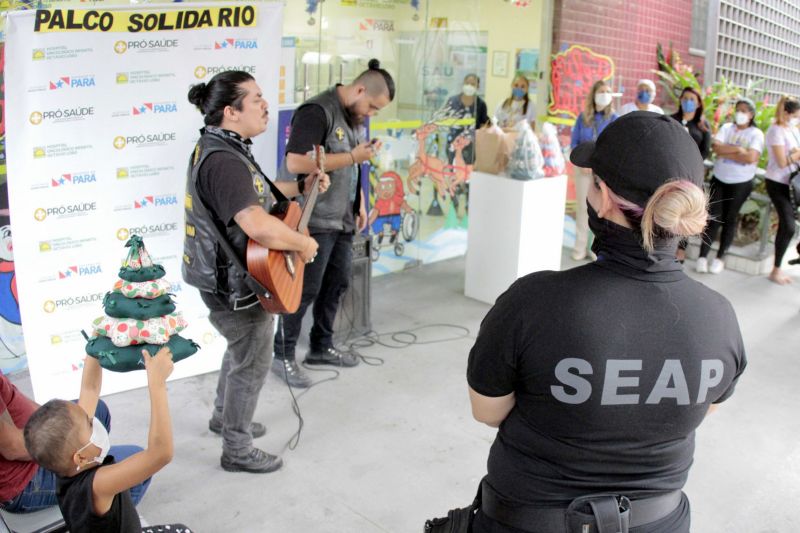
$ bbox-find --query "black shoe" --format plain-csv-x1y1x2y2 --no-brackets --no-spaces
208,419,267,439
788,257,800,266
271,357,312,388
305,347,360,367
220,448,283,474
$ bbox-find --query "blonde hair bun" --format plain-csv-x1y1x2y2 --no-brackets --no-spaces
641,180,708,251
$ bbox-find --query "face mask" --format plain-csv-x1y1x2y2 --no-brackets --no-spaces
512,87,526,99
735,111,750,126
637,90,653,104
681,99,697,114
594,92,613,109
76,417,111,470
790,117,800,127
462,84,477,97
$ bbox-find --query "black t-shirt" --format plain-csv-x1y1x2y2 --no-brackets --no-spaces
671,113,711,160
195,150,262,311
285,105,329,162
467,263,746,506
56,455,141,533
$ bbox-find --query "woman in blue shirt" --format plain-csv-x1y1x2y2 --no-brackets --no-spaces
570,80,618,260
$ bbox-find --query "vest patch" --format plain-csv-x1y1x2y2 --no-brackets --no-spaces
335,126,345,141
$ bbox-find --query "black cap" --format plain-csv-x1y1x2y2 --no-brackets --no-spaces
570,111,704,207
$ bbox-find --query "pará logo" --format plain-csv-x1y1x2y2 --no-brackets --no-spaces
49,76,95,90
214,38,258,50
51,172,97,187
58,263,102,279
134,194,178,209
132,102,178,115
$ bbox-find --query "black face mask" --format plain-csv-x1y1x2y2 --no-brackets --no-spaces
587,201,683,281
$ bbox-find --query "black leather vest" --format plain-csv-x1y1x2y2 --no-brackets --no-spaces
182,132,272,310
278,86,360,232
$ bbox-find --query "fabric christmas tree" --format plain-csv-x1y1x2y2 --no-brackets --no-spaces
84,235,198,372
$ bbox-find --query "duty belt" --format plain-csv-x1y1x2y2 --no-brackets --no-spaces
481,480,682,533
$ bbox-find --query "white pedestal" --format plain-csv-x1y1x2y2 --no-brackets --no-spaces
465,172,567,304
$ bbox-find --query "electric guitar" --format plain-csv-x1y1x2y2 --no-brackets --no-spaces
246,146,324,314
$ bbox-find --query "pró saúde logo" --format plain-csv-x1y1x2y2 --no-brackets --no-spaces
51,171,97,187
116,39,179,54
132,102,178,115
43,292,104,313
116,221,179,241
214,38,258,50
29,107,95,125
194,64,255,79
49,76,96,90
114,132,177,149
34,202,97,221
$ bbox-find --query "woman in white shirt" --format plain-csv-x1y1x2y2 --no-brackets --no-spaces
697,98,765,274
619,79,664,116
494,74,536,131
764,95,800,284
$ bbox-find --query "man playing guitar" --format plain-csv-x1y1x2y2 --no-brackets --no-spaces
182,71,329,474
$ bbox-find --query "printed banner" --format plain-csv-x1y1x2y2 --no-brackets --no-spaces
5,3,283,402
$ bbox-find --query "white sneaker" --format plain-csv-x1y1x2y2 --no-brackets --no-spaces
709,258,725,274
695,257,708,273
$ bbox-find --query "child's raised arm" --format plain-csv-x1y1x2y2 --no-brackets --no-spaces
91,346,174,515
77,355,103,418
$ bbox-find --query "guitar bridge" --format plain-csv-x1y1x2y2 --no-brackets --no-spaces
284,252,296,279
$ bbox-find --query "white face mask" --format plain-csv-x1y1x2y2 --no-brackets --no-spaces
76,417,111,470
462,84,477,97
735,111,750,126
790,117,800,127
594,92,613,109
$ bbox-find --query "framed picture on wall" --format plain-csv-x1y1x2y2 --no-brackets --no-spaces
492,50,509,77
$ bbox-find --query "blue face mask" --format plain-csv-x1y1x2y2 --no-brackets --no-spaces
637,90,653,104
681,99,697,113
512,87,526,99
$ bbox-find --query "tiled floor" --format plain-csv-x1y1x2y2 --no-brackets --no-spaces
8,249,800,532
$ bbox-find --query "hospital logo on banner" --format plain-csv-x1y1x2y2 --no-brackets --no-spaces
38,236,99,254
115,70,176,86
31,46,94,62
32,143,93,159
116,221,179,242
194,64,256,79
115,165,175,181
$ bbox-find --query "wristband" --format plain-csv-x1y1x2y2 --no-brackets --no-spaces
298,178,305,194
349,151,356,165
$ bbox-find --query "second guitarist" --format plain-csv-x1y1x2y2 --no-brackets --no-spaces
273,59,396,388
182,71,329,474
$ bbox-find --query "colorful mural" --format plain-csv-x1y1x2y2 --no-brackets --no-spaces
548,44,615,119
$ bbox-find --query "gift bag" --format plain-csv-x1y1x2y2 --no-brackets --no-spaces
475,123,512,174
539,122,566,177
507,121,544,180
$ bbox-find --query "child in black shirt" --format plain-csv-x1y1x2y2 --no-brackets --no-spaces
24,348,190,533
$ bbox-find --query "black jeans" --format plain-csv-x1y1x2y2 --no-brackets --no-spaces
765,179,797,267
699,177,754,259
274,230,353,360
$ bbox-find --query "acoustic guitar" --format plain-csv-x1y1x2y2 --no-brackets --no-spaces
246,146,325,314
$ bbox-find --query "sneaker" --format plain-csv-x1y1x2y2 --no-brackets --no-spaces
271,357,312,388
220,448,283,474
209,419,267,439
695,257,708,273
305,347,359,367
709,258,725,274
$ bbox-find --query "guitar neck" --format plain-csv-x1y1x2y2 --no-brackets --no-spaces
297,174,320,233
297,145,325,233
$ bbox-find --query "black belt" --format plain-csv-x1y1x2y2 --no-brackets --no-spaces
481,480,682,533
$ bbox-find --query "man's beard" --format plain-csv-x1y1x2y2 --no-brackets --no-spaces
344,103,364,126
